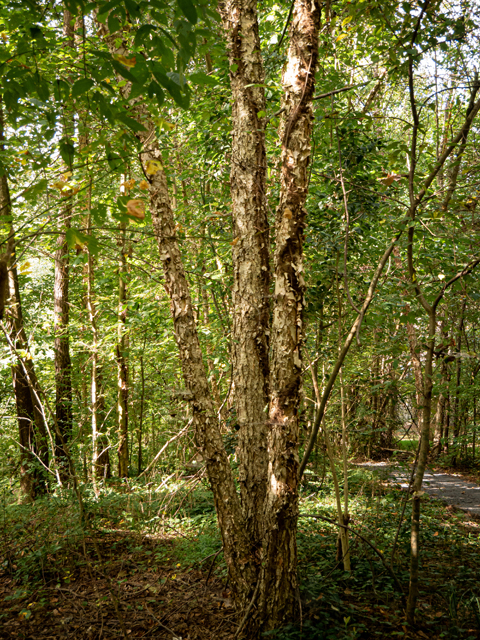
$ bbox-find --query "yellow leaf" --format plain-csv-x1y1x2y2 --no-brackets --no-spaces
157,117,175,131
120,178,135,191
126,199,145,219
139,180,149,190
341,15,353,27
145,160,162,176
336,33,348,41
378,174,395,186
19,261,31,274
231,237,239,246
115,54,136,68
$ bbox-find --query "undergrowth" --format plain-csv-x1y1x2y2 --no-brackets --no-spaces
0,464,479,639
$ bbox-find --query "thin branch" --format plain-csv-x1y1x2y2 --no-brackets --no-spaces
299,231,403,478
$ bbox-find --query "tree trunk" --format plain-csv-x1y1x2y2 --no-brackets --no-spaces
54,9,74,481
0,100,48,500
452,300,466,465
145,148,256,605
221,0,271,547
406,309,435,623
100,2,321,632
96,367,111,480
261,0,321,627
137,354,145,474
432,360,447,457
117,222,129,478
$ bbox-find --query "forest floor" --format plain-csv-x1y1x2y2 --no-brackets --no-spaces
1,464,480,639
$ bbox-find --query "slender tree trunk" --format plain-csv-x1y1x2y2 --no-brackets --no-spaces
406,309,436,623
137,354,145,474
96,368,111,479
432,358,448,457
117,222,129,478
452,300,466,465
85,205,110,482
444,391,450,452
0,101,47,500
54,9,74,481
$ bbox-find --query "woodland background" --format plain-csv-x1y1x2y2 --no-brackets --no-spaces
1,0,480,637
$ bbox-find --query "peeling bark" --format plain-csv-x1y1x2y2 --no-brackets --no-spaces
144,144,257,604
262,0,321,628
221,0,271,547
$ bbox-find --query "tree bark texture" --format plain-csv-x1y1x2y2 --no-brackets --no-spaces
221,0,271,550
261,0,321,627
143,141,257,607
100,2,321,632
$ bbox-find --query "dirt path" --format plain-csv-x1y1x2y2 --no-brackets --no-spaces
357,461,480,517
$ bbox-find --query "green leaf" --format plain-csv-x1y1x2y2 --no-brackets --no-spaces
111,59,139,84
134,24,156,48
151,65,187,107
177,0,197,24
84,234,99,256
66,228,89,249
35,76,50,101
189,71,216,86
72,78,94,98
116,113,147,133
124,0,142,20
3,90,19,111
147,80,165,107
24,179,48,202
59,139,75,167
105,144,123,171
108,13,121,34
92,92,114,122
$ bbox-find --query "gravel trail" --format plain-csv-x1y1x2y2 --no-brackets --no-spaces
357,462,480,517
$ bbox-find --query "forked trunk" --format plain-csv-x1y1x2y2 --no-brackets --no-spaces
260,0,321,628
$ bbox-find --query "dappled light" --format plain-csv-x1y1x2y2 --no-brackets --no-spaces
1,0,480,637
